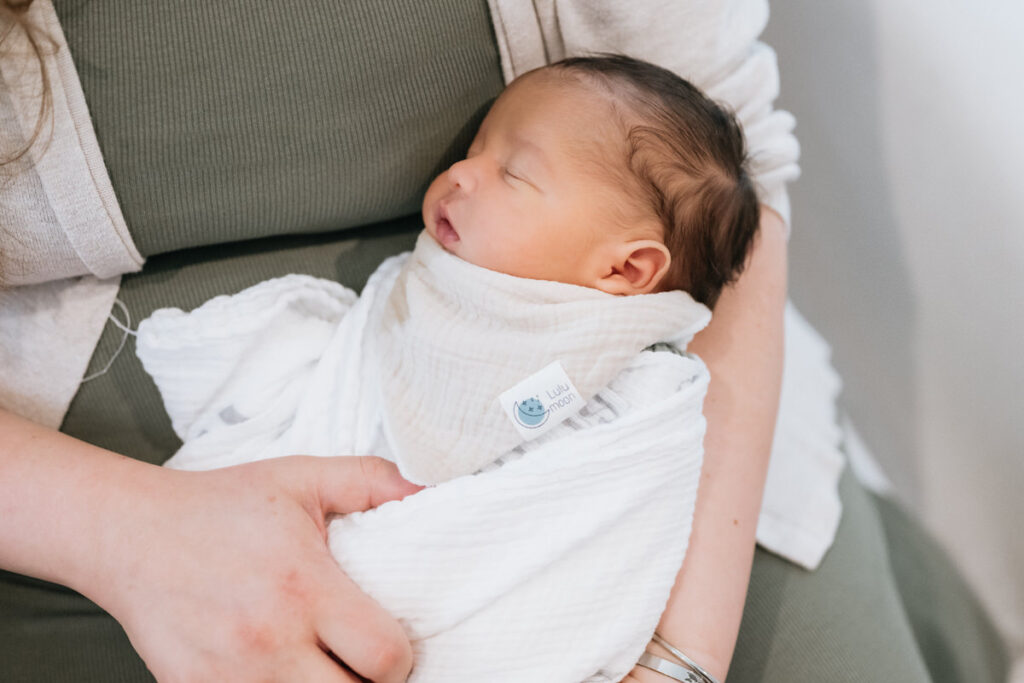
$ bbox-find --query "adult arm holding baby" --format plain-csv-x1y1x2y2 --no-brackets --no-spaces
623,205,787,683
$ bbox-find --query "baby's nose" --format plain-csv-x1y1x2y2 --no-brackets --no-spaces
446,158,477,193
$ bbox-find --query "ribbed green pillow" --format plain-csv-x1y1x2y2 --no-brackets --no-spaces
54,0,504,256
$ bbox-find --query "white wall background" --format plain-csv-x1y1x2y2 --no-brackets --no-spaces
763,1,1024,678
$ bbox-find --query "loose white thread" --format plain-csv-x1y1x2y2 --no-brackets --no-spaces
80,298,136,383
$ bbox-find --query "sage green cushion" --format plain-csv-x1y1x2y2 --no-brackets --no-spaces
53,0,504,256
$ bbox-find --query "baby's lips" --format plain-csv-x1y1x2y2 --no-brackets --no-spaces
434,201,461,246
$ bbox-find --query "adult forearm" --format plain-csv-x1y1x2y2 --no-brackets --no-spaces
647,207,788,681
0,408,158,597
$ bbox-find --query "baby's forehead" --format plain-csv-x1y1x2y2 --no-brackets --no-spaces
493,72,634,165
505,68,630,125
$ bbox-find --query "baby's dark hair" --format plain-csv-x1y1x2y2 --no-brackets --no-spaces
547,54,760,308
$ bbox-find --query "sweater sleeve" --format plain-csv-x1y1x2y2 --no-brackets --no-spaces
537,0,801,230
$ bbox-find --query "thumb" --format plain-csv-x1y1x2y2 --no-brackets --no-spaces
313,456,423,516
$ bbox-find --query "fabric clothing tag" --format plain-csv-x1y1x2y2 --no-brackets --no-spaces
498,361,584,440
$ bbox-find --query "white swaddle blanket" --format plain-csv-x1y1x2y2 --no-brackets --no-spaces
137,231,842,681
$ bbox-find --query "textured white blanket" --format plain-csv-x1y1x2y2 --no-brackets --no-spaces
137,231,844,680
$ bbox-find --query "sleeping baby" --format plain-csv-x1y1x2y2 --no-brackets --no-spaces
136,54,759,682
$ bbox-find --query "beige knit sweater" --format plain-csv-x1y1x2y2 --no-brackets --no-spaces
0,0,141,427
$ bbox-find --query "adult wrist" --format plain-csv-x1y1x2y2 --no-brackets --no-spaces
0,411,149,600
638,633,724,683
74,458,185,619
644,633,727,683
39,440,172,613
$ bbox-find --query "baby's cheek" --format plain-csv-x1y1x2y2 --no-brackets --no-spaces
465,240,505,272
421,179,443,216
487,240,548,279
424,174,457,219
454,233,505,274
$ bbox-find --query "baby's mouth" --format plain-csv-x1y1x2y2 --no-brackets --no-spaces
435,204,460,249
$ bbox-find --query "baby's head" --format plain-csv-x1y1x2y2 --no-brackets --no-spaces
422,54,760,308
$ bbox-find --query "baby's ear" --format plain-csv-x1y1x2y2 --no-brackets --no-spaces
595,240,672,295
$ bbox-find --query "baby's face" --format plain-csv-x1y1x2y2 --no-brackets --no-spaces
422,73,654,288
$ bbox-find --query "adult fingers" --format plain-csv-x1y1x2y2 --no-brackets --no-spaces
312,456,423,516
314,569,413,683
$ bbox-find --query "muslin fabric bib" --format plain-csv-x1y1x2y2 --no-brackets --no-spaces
372,233,710,483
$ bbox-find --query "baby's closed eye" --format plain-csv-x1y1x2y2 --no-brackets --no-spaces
504,167,537,189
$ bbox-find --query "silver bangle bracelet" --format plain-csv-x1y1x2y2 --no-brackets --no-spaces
648,632,722,683
637,652,704,682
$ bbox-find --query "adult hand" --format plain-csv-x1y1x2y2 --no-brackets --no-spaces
88,455,422,682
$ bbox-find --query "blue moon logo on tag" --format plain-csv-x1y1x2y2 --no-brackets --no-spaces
514,397,549,429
